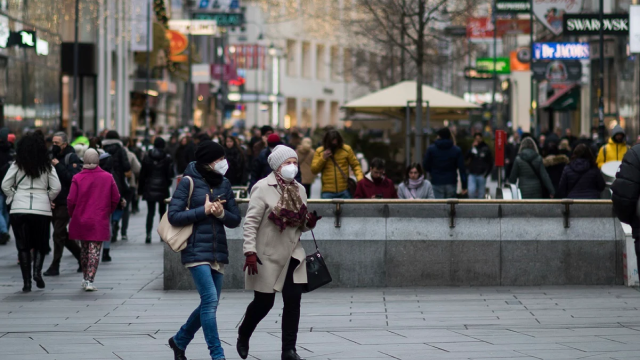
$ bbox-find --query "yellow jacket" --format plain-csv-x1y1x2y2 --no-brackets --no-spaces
597,138,628,168
311,144,364,194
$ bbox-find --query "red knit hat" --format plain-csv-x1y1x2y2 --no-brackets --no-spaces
267,134,281,146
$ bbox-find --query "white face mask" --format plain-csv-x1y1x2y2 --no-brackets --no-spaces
212,159,229,175
280,164,298,181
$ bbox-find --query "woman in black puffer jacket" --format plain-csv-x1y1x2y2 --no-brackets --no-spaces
167,140,241,360
557,144,605,199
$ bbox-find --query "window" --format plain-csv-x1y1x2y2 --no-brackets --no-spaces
330,46,340,81
316,44,325,80
286,39,297,77
302,42,311,78
343,48,352,83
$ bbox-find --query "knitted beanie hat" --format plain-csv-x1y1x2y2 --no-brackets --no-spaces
268,145,298,171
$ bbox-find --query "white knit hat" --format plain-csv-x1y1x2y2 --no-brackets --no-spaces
268,145,298,171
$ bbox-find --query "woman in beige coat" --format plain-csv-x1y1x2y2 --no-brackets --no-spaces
237,145,321,360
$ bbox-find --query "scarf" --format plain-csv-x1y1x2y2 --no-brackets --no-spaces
195,162,224,188
407,176,424,199
268,172,308,232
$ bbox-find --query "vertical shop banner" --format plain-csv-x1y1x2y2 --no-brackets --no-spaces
131,0,153,52
246,45,253,69
630,6,640,53
533,0,584,35
236,44,245,68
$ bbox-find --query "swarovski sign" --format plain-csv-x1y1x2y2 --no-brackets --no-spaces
563,14,629,35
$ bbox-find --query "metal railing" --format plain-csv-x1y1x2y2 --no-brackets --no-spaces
234,198,613,228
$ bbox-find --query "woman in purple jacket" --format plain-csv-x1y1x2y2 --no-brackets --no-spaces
67,148,121,291
557,144,606,199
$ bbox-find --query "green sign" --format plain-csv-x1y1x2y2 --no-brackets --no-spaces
191,12,245,27
476,57,511,74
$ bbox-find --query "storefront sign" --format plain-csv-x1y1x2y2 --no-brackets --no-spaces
191,64,212,83
496,0,531,13
0,15,8,48
191,12,245,27
531,60,582,83
10,30,36,48
168,20,218,35
466,18,531,40
476,57,510,74
533,0,584,35
533,42,589,60
631,6,640,53
464,67,494,79
166,29,189,62
35,38,48,56
563,14,629,35
510,50,530,71
196,0,239,10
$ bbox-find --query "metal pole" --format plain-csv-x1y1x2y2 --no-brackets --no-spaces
491,0,497,130
597,0,605,144
426,101,431,148
529,0,535,135
71,0,80,140
467,39,471,99
144,0,151,140
188,15,193,126
405,101,411,167
401,0,405,81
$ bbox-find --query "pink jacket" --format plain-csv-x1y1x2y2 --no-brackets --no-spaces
68,167,120,241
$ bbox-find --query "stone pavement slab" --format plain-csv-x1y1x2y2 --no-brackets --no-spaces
0,205,640,359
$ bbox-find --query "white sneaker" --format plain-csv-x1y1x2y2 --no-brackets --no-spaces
85,282,97,291
81,280,88,290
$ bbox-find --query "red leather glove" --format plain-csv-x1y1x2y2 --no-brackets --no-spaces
306,210,322,229
244,253,260,275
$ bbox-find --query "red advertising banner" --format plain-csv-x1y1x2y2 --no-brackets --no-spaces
495,130,507,167
467,18,531,40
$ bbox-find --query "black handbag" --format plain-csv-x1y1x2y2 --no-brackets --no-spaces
303,230,332,293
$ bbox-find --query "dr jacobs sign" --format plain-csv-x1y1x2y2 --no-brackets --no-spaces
533,42,590,60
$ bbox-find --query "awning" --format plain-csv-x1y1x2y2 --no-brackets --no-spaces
541,84,579,111
343,81,479,120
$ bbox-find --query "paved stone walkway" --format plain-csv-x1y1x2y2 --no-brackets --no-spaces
1,206,640,359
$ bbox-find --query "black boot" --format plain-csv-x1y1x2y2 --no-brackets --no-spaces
43,262,60,276
18,251,31,292
111,222,119,243
102,249,111,262
281,349,304,360
145,234,151,244
237,336,250,359
168,337,187,360
33,252,45,289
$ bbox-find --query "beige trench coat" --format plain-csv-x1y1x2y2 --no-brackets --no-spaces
242,172,309,293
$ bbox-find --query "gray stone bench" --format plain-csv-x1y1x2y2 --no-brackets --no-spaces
164,200,624,290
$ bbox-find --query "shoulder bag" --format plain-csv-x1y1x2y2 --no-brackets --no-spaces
303,230,332,293
330,156,357,197
157,176,194,252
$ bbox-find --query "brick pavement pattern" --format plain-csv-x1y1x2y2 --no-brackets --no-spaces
1,206,640,359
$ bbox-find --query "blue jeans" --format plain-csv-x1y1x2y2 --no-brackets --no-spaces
321,190,352,199
468,174,487,199
0,193,9,233
174,265,225,360
432,184,457,199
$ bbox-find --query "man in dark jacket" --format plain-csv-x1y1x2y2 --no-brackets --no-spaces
101,130,131,243
249,133,301,191
44,132,82,276
423,128,468,199
354,158,397,199
465,133,493,199
139,137,174,243
611,144,640,282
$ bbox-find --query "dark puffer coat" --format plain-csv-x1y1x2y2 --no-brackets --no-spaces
101,139,131,199
168,162,241,265
509,138,555,199
557,158,605,199
52,145,82,206
611,145,640,237
423,139,468,189
543,154,570,195
224,146,245,186
138,148,174,202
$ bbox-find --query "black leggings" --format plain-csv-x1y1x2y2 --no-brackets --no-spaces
239,259,303,351
146,200,167,235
